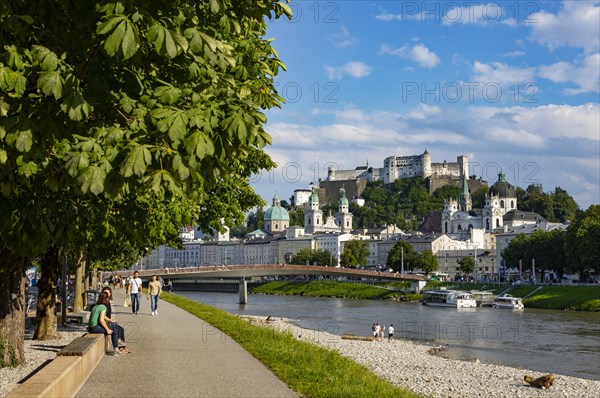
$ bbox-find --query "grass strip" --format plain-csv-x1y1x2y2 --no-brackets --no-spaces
160,293,423,398
253,280,407,300
509,286,600,311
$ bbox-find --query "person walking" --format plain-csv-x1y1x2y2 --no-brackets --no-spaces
388,324,395,341
127,271,143,315
147,274,162,316
380,325,385,342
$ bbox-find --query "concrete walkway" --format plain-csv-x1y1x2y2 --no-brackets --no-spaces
77,289,297,398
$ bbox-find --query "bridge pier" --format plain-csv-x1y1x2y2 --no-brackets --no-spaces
411,280,427,293
239,278,248,304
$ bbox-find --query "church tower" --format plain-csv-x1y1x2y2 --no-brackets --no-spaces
304,185,322,234
459,173,472,212
336,188,353,233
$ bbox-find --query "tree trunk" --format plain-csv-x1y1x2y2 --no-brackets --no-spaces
73,250,85,313
91,269,98,291
0,249,27,367
33,248,60,340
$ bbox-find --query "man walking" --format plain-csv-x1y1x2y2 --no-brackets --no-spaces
127,271,143,314
388,324,395,341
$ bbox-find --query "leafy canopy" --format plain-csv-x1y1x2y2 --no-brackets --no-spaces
0,0,290,258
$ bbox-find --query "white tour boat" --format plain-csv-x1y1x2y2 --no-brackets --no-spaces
492,294,525,310
422,290,478,308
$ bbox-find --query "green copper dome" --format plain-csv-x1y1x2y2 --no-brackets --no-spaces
338,187,349,206
264,193,290,222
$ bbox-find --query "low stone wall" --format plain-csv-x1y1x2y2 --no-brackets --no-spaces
6,334,104,398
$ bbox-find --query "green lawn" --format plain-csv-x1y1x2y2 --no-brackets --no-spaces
161,293,423,398
253,280,405,300
509,285,600,311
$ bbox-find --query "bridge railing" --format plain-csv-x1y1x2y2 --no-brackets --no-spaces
113,264,428,281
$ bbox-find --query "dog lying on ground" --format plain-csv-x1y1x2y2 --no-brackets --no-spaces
524,374,555,389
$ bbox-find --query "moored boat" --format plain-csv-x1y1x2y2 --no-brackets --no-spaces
422,290,477,308
469,290,494,307
492,294,524,310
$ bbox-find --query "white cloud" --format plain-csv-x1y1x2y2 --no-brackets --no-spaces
375,13,398,21
502,51,525,58
472,54,600,95
380,43,440,69
328,27,357,48
529,1,600,54
538,53,600,94
263,103,599,207
323,62,373,80
472,61,536,84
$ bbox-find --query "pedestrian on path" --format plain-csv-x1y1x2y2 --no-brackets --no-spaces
147,274,162,316
127,271,143,314
388,324,394,341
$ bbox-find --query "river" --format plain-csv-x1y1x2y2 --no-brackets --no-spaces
178,291,600,380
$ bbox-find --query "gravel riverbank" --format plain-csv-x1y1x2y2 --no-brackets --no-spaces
0,324,86,398
242,315,600,398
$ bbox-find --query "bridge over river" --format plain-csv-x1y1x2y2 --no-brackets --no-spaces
116,264,429,303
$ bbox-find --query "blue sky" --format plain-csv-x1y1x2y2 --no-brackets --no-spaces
252,1,600,209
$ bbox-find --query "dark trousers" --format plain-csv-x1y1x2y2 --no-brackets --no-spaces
89,324,119,349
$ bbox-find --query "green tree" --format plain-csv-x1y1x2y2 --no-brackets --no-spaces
502,233,531,271
386,241,416,272
288,208,304,227
290,248,335,267
340,240,369,268
457,256,474,277
432,185,461,202
470,185,489,209
413,250,438,275
565,205,600,281
0,0,290,365
246,208,266,232
550,187,579,223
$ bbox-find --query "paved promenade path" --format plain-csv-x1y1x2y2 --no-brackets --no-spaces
77,289,297,398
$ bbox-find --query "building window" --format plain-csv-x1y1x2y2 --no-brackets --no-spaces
496,218,500,227
511,200,515,208
500,200,505,208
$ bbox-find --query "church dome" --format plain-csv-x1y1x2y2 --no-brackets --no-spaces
338,187,349,206
264,206,290,221
264,193,290,222
490,171,516,198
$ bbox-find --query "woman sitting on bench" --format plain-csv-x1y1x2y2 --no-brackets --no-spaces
88,292,128,355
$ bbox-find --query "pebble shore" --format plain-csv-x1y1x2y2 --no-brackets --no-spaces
0,324,86,397
243,315,600,398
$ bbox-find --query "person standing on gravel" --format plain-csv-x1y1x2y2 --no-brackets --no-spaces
388,324,395,341
127,271,143,315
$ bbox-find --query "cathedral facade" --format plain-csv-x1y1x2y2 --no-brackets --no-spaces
304,186,353,234
442,171,518,235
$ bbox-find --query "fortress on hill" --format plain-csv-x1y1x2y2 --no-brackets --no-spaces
308,150,485,206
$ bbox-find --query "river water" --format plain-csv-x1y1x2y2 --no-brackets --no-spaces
179,291,600,380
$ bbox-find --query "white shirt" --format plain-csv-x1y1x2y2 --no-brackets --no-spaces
388,326,395,335
130,277,142,294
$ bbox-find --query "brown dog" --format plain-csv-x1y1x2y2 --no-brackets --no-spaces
524,374,555,389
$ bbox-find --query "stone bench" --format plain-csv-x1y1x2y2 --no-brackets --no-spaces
7,334,104,398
